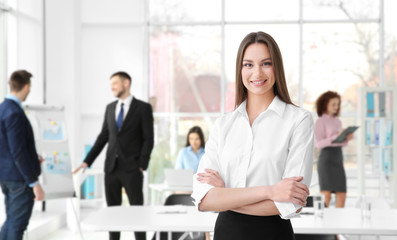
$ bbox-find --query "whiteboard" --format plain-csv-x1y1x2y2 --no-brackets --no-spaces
24,104,75,200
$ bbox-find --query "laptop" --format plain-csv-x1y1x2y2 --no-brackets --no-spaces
164,169,194,187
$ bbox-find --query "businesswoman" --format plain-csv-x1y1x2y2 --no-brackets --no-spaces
191,32,314,240
175,126,205,173
314,91,353,208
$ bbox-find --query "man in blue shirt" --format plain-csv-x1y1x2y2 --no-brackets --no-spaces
0,70,44,240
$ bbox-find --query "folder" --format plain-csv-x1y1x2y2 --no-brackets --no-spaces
366,92,375,117
379,92,386,117
385,120,393,146
382,149,392,175
81,144,95,199
365,120,372,145
83,175,95,199
374,120,380,145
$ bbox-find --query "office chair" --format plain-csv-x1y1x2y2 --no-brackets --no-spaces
164,194,195,206
151,194,206,240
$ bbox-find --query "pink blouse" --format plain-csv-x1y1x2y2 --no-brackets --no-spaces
314,114,348,149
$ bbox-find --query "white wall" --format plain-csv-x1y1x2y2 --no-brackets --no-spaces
79,0,146,170
44,0,148,214
43,0,81,228
45,0,81,175
44,0,147,171
5,0,44,104
1,0,150,225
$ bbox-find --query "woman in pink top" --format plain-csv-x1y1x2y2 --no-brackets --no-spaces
314,91,353,208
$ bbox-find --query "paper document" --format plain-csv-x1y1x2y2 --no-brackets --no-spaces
156,205,188,214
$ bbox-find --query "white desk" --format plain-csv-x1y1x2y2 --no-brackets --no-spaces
292,208,397,236
149,183,193,193
82,206,397,237
82,206,216,232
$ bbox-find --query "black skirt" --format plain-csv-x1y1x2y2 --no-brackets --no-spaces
214,211,295,240
317,147,346,192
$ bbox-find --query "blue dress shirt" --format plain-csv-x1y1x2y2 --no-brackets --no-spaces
5,94,23,109
175,146,205,173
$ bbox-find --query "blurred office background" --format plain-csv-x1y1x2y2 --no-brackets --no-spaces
1,0,397,239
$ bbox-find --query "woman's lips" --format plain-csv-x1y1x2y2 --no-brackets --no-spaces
250,79,267,86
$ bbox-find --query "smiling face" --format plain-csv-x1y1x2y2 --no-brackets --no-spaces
241,43,275,99
110,76,130,99
326,97,340,116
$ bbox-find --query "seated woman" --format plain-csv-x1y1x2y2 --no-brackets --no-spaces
175,126,205,173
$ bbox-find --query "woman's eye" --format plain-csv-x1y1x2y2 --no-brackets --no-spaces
243,63,253,67
263,62,272,66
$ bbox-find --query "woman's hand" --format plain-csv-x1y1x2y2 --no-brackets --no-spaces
197,169,225,188
346,133,353,141
270,176,309,206
337,129,345,136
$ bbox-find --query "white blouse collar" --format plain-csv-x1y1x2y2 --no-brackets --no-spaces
236,95,286,117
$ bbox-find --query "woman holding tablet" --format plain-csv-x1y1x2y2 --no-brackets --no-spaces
314,91,353,208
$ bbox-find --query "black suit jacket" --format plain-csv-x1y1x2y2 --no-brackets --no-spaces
84,97,154,173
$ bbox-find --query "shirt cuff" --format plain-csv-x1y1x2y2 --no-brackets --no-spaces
191,174,214,211
29,181,39,188
274,201,301,219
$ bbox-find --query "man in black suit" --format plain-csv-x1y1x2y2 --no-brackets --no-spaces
0,70,45,240
73,71,154,240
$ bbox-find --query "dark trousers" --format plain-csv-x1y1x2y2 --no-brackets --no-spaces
0,181,35,240
105,167,145,240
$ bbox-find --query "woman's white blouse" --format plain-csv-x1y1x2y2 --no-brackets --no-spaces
191,96,314,219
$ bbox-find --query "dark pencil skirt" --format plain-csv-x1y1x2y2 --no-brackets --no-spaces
317,147,346,192
214,211,295,240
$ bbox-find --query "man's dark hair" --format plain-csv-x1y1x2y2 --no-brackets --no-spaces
110,71,132,83
9,70,32,92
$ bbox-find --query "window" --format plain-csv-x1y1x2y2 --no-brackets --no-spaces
2,0,44,104
0,0,9,99
147,0,396,200
149,26,221,113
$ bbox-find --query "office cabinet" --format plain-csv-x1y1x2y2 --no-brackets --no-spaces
358,87,397,207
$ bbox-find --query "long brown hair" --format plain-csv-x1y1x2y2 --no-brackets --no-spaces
185,126,205,149
315,91,341,117
234,32,293,108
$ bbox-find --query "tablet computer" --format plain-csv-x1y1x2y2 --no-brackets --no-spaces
332,126,359,143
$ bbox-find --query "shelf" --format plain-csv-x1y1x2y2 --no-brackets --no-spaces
358,86,397,207
365,145,393,149
80,198,104,203
364,117,393,121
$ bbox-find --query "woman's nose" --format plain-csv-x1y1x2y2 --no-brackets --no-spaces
253,65,264,77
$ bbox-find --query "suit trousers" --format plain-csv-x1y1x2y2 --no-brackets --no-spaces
105,162,145,240
0,181,35,240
